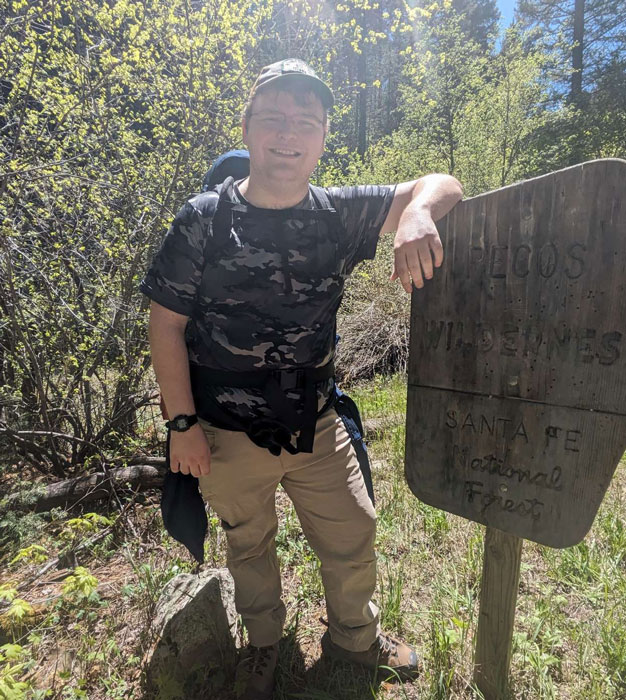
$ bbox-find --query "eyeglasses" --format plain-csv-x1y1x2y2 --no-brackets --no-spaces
249,111,324,135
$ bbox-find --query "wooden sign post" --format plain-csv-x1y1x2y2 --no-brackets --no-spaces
404,159,626,699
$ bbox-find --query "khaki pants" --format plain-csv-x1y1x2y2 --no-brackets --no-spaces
197,408,379,651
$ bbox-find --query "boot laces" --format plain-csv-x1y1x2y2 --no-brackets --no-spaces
378,633,398,658
244,645,274,677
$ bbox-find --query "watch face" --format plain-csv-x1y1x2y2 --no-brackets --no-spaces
174,417,187,430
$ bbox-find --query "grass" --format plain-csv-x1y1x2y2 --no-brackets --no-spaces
1,372,626,698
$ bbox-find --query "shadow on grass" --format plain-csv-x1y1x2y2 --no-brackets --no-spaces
140,626,388,699
275,628,382,700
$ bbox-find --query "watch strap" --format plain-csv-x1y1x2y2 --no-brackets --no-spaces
165,414,199,432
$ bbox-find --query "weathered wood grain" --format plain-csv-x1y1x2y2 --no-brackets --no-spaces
405,159,626,546
474,527,523,700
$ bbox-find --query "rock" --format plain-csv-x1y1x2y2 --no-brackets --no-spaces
143,568,238,699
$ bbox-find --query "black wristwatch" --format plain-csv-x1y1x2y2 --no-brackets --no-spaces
165,414,199,432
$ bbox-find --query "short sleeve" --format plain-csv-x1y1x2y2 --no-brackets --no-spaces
139,200,208,316
326,184,396,274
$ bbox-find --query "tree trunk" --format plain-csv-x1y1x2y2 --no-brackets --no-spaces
356,14,368,156
570,0,585,103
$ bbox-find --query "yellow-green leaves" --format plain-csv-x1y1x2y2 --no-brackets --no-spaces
9,545,49,567
62,567,98,599
2,0,271,472
0,584,19,604
0,598,36,639
60,513,113,544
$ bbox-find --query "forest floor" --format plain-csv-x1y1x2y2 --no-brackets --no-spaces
1,374,626,699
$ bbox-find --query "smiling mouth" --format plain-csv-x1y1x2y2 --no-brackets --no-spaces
269,148,301,157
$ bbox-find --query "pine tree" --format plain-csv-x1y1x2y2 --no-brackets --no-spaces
516,0,626,103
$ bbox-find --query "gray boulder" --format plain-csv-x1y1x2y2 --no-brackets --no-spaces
143,567,238,699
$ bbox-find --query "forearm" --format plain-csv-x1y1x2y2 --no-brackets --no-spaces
148,320,196,418
388,174,461,292
408,174,463,222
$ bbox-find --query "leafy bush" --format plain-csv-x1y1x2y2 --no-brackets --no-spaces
0,0,269,475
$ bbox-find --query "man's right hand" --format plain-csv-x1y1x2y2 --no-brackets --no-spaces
169,424,211,477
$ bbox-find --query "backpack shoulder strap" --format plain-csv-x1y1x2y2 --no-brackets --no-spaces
309,185,347,240
187,177,236,259
309,184,335,211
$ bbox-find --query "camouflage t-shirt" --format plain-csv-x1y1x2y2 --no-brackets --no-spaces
140,180,396,422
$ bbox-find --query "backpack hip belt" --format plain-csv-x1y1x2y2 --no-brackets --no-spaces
189,362,336,456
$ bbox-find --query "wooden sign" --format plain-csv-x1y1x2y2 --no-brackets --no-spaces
405,159,626,548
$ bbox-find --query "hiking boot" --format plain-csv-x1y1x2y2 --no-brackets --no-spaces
321,630,420,680
234,642,278,700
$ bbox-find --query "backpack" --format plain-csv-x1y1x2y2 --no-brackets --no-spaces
202,148,250,191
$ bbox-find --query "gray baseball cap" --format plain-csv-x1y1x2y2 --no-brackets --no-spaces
250,58,334,109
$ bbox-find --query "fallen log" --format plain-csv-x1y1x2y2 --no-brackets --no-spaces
2,461,166,513
362,417,400,436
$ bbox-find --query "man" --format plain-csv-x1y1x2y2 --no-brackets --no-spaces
141,59,463,699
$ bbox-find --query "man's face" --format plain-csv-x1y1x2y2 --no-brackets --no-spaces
242,87,326,189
